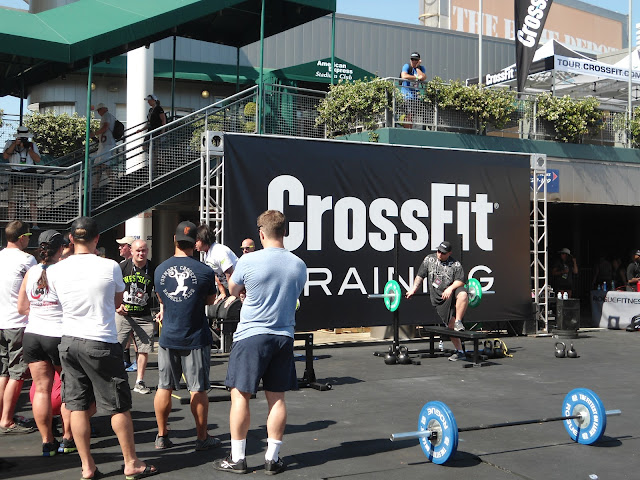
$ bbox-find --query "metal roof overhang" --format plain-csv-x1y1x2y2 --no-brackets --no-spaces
0,0,335,97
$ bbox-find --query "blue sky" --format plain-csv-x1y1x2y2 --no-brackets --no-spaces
0,0,638,115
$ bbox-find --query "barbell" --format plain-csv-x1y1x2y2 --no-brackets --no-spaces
389,388,621,465
368,279,486,312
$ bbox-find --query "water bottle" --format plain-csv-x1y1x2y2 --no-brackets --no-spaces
612,280,615,289
438,339,444,352
603,281,608,292
563,292,569,300
597,284,602,290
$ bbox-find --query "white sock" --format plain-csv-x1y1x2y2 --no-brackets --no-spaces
265,438,282,462
231,438,246,462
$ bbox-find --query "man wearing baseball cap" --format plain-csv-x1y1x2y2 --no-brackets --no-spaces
3,126,41,226
116,236,135,263
551,248,578,298
153,221,220,451
399,51,426,126
47,217,156,479
406,241,470,362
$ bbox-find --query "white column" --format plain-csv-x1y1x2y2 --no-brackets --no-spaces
127,45,154,173
125,46,155,253
125,211,154,259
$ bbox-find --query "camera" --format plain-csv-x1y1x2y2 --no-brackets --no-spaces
18,137,31,149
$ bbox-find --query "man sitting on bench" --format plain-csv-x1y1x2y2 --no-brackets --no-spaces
406,241,469,361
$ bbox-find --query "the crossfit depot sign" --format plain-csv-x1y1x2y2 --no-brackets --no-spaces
555,55,640,83
223,134,531,329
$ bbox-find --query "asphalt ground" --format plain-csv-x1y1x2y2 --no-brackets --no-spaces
1,328,638,480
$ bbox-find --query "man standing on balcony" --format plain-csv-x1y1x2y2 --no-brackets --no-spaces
400,52,426,127
3,126,41,228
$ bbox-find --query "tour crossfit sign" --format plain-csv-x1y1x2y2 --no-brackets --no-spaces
223,134,531,330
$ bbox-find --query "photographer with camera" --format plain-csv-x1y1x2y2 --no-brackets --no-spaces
3,126,41,227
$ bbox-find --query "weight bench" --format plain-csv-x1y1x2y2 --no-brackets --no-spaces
418,325,492,367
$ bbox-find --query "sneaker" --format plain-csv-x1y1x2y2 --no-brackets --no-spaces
58,437,77,454
125,362,138,372
265,458,286,475
155,434,174,450
123,360,132,369
448,351,466,362
212,454,248,474
195,434,222,451
453,319,465,331
0,423,36,434
42,439,60,457
133,381,151,394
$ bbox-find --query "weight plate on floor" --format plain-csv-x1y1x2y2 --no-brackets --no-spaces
466,278,483,308
384,280,401,312
418,401,458,464
562,388,606,445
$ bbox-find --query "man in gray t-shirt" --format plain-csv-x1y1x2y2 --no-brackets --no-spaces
406,241,469,361
213,210,306,475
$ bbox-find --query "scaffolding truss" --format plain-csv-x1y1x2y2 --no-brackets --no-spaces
530,154,549,332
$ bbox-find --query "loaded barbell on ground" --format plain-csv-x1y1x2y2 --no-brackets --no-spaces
389,388,621,465
368,279,488,312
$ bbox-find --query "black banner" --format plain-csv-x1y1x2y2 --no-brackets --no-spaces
224,134,531,331
515,0,553,93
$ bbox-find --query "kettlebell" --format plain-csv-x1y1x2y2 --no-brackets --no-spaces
493,339,503,358
397,346,412,365
384,346,398,365
555,341,566,358
567,343,578,358
483,340,494,358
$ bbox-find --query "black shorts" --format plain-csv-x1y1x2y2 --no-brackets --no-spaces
435,285,468,325
59,336,132,413
23,333,62,365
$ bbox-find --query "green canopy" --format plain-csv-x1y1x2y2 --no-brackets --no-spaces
269,57,375,84
0,0,336,97
88,56,273,85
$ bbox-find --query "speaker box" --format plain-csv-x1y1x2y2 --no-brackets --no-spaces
556,298,580,330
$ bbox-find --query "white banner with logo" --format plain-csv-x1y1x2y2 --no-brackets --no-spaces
555,55,640,84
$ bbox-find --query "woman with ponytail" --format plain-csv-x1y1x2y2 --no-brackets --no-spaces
17,230,75,457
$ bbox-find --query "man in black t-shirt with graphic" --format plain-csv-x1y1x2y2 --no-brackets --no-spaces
153,221,220,452
406,241,469,361
116,239,154,394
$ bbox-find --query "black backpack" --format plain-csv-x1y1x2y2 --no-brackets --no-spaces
112,119,125,140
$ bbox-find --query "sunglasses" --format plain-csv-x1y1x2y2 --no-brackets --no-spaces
241,246,254,251
19,232,32,239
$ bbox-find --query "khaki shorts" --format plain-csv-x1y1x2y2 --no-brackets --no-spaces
0,327,28,380
116,314,155,354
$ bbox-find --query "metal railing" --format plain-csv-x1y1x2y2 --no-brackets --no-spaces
2,79,636,226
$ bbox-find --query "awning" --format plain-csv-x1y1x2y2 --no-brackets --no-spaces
269,57,375,84
86,56,273,85
0,0,336,97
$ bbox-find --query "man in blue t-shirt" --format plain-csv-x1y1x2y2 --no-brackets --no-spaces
153,221,221,452
213,210,307,476
400,51,427,126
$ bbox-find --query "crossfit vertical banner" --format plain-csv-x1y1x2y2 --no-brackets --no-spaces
515,0,553,93
223,134,531,331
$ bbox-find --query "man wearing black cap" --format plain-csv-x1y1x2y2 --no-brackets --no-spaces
400,52,426,126
626,250,640,292
0,220,37,434
406,241,469,361
3,126,41,226
47,216,156,479
153,221,220,451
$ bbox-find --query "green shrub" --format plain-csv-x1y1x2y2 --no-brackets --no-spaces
534,93,604,143
24,111,100,159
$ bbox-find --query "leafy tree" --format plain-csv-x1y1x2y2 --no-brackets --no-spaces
534,93,604,143
24,111,100,159
315,78,402,139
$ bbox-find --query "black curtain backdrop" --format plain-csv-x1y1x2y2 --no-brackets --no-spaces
515,0,553,93
224,134,531,331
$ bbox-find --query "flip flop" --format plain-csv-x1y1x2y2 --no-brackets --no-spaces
125,465,159,480
81,467,103,480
